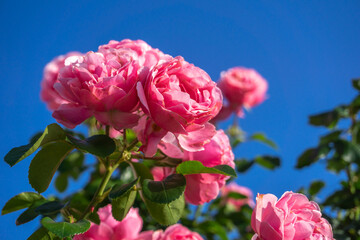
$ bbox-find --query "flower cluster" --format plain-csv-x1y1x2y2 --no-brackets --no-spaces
251,192,334,240
74,205,203,240
152,130,235,205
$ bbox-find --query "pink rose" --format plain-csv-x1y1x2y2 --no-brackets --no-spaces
183,130,235,205
221,183,255,210
74,205,143,240
137,56,223,134
218,67,267,117
99,39,172,70
251,192,334,240
153,224,204,240
133,115,216,156
40,52,82,110
53,39,169,130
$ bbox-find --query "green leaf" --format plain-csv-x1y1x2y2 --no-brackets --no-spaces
67,134,116,158
35,201,65,215
41,217,91,238
29,141,74,193
352,78,360,91
308,181,325,196
143,174,186,204
296,146,330,168
309,106,349,128
227,192,248,199
109,178,139,221
320,130,342,144
254,155,280,170
334,139,360,163
2,192,45,215
4,123,66,167
130,162,154,180
198,221,228,240
176,161,237,177
235,159,254,173
16,200,47,225
55,173,68,193
250,132,278,149
143,194,185,226
27,227,57,240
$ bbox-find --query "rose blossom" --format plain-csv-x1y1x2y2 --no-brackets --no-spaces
134,115,216,156
53,39,169,130
218,67,267,117
137,56,222,134
149,130,235,205
183,130,235,205
221,183,255,210
74,205,143,240
40,52,82,110
151,224,204,240
251,192,334,240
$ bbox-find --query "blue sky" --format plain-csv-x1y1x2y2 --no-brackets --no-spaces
0,1,359,239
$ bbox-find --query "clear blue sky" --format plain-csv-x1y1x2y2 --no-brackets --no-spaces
1,1,359,239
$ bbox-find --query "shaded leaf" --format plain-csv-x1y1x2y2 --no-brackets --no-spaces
16,200,47,225
296,146,330,168
29,141,73,193
254,155,280,170
309,181,325,196
143,174,186,204
227,192,248,199
334,139,360,163
35,201,65,215
55,173,68,193
235,159,254,173
67,134,115,158
130,162,154,180
5,123,66,167
109,178,139,221
176,161,237,177
352,78,360,91
320,130,342,144
2,192,45,215
41,217,91,238
198,221,228,240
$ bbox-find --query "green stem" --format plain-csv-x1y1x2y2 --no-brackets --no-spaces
131,153,167,161
78,166,114,221
127,139,139,151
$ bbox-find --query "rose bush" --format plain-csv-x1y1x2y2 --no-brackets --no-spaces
251,192,333,240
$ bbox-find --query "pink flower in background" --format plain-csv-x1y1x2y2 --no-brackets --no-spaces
40,52,82,110
183,130,235,205
153,224,204,240
251,192,334,240
218,67,267,117
137,56,223,134
151,166,175,181
221,183,255,210
74,205,143,240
